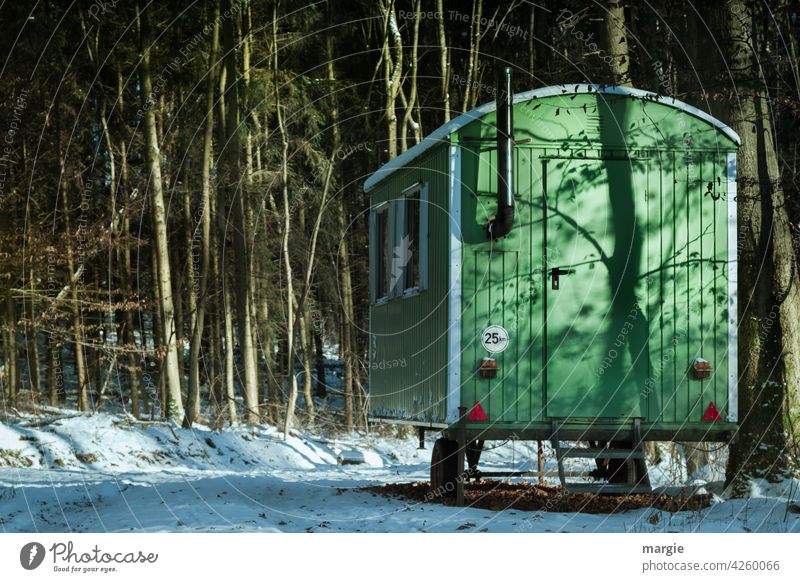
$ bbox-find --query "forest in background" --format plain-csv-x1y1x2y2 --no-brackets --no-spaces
1,0,799,493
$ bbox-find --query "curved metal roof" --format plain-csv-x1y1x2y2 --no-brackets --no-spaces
363,84,741,192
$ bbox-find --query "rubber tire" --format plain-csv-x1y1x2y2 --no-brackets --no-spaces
430,438,459,497
606,441,648,484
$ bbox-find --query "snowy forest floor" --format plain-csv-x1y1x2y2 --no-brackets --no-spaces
1,410,798,533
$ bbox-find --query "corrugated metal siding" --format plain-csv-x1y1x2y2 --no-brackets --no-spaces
459,145,544,424
647,150,730,424
367,91,735,432
457,93,735,430
368,145,450,423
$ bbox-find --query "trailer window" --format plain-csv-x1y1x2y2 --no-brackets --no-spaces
400,182,428,295
371,184,427,304
403,189,420,291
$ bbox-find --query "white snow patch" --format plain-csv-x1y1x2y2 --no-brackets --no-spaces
0,412,798,533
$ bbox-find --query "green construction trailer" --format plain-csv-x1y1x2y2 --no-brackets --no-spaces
364,72,739,501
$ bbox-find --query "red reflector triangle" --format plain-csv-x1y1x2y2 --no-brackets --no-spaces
702,401,722,421
467,402,489,421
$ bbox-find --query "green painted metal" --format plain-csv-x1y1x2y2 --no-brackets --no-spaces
368,146,451,424
367,88,738,440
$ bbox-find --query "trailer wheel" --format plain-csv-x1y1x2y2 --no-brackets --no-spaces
430,438,459,497
606,441,648,484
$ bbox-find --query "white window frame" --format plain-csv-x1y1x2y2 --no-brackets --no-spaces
369,183,428,304
369,201,392,304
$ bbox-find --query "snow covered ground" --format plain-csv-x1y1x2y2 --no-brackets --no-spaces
1,411,798,533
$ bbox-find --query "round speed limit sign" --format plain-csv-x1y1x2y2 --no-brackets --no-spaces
481,325,509,353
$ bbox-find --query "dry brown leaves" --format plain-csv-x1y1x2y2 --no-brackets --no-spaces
364,480,711,514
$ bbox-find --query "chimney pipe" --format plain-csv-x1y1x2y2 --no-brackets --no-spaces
486,66,515,240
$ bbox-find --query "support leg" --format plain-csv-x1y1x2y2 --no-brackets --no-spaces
456,435,465,506
633,418,651,487
456,407,467,506
417,427,425,450
537,440,544,484
550,420,567,491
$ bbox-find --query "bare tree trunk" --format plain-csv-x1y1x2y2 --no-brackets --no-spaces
116,79,143,417
220,0,259,424
46,331,62,406
273,5,298,435
462,0,483,112
137,0,184,420
400,0,422,153
436,0,450,122
185,1,219,428
207,292,220,415
325,30,354,431
684,443,710,479
272,4,331,432
25,272,42,398
381,0,402,160
600,0,632,87
110,66,141,416
118,141,141,418
338,215,355,432
181,170,198,423
242,3,259,323
62,185,90,412
721,0,800,491
279,133,296,434
149,247,166,418
89,271,103,403
313,320,326,398
170,241,186,391
528,4,537,77
213,193,238,425
252,111,278,424
299,304,315,425
242,0,262,417
3,298,18,403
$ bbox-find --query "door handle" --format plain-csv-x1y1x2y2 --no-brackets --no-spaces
551,267,576,290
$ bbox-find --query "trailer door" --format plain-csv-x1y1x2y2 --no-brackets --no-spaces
544,157,649,420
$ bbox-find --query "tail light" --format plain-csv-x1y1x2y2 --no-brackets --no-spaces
691,357,712,380
478,357,498,379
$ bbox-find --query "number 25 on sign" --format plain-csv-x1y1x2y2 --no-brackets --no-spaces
481,325,509,353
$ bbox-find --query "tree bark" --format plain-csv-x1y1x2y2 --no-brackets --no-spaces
221,0,259,424
273,4,299,435
3,298,19,403
381,0,402,160
326,29,354,431
299,302,315,425
400,0,422,153
338,208,355,432
25,270,42,398
137,0,184,420
721,0,800,491
46,330,62,406
436,0,450,123
62,184,90,412
463,0,483,112
599,0,632,87
213,180,238,426
184,1,220,428
313,315,326,398
111,67,142,418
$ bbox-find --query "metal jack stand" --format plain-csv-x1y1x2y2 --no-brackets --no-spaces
455,406,467,506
